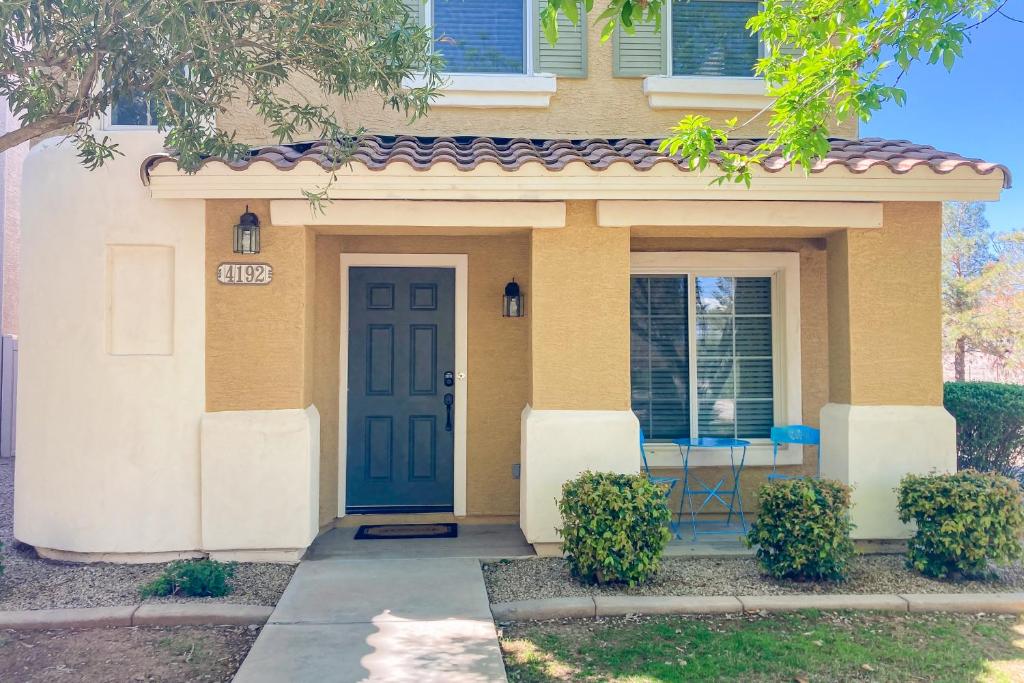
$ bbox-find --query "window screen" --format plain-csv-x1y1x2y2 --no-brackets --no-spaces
631,274,774,441
433,0,526,74
670,0,759,77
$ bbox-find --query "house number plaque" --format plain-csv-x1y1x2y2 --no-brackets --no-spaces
217,262,273,285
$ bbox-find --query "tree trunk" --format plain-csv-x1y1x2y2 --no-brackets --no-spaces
954,336,967,382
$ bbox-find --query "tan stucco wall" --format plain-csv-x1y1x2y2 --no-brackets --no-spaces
206,200,315,411
202,199,942,521
530,202,632,410
313,232,531,524
218,2,859,142
826,202,944,406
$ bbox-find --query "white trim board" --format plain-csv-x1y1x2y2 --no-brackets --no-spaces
147,162,1006,202
271,200,566,228
631,251,803,468
337,253,469,518
597,200,883,229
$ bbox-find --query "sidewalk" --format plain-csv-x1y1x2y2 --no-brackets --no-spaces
233,557,507,683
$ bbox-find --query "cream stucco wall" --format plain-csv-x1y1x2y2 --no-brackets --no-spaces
15,132,206,555
219,1,859,143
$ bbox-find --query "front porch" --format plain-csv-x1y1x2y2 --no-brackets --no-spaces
191,193,957,560
306,522,754,561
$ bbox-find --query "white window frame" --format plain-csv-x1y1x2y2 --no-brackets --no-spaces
631,251,802,468
665,0,763,78
426,0,534,76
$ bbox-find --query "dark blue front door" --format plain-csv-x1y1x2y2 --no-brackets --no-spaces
346,267,456,512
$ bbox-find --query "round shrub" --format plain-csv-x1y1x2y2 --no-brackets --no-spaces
897,470,1024,579
747,478,855,581
944,381,1024,479
558,471,672,586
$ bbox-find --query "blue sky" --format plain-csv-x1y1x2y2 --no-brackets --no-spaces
861,7,1023,232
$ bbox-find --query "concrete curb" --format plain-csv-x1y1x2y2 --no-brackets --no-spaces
491,592,1024,621
0,604,274,631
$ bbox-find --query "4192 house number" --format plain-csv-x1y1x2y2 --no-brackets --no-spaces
217,262,273,285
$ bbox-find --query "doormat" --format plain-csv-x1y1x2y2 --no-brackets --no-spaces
354,523,458,540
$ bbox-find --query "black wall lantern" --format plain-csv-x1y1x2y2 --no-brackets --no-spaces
503,278,524,318
233,206,261,254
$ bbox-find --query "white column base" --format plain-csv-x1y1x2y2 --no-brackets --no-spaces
201,406,320,553
520,407,640,545
820,403,955,540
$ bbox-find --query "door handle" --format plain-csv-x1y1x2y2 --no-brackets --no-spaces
443,393,454,432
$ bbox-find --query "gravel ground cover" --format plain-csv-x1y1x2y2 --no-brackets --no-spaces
483,556,1024,603
0,459,294,610
0,625,259,682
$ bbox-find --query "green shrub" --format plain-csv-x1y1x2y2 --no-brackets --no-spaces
944,382,1024,479
897,470,1024,579
558,471,672,586
140,559,236,598
747,478,855,581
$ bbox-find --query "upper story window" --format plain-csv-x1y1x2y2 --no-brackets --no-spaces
108,91,158,128
669,0,760,77
431,0,528,74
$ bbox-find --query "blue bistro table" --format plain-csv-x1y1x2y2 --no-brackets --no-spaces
672,437,751,540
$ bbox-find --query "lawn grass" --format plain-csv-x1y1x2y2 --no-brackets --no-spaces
500,611,1024,682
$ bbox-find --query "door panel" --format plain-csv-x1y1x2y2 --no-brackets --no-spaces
346,267,456,512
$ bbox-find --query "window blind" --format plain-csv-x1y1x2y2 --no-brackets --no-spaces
670,0,759,77
631,274,774,441
433,0,526,74
631,276,690,440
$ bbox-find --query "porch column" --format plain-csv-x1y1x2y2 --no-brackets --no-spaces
201,199,319,561
520,201,637,551
820,202,955,540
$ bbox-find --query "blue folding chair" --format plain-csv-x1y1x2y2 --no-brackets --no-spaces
769,425,821,481
640,429,683,538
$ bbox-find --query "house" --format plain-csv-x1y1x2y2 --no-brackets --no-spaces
13,0,1009,561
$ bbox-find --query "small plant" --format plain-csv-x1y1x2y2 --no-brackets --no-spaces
898,470,1024,579
944,382,1024,479
140,559,235,598
558,471,672,586
747,478,855,581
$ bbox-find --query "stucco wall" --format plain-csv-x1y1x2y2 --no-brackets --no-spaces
313,232,531,524
219,1,859,143
205,200,315,411
15,132,206,554
0,98,25,336
530,202,632,410
827,202,944,406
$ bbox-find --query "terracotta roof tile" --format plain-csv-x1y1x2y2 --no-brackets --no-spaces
141,135,1011,188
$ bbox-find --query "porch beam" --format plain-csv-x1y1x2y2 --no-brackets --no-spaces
269,200,566,228
596,200,883,229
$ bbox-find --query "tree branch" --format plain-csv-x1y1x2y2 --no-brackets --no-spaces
0,113,79,153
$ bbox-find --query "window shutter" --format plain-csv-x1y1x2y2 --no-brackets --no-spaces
534,2,587,77
613,12,667,77
402,0,424,25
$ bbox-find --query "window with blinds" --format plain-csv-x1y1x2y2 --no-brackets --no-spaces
433,0,526,74
631,274,775,441
670,0,759,77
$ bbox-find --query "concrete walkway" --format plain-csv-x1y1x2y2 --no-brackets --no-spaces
234,556,507,682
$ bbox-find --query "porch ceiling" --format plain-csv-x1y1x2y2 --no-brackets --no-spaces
142,135,1010,202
